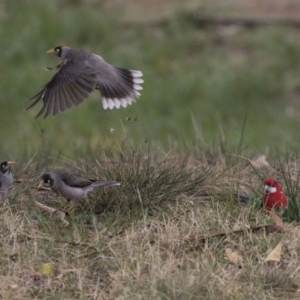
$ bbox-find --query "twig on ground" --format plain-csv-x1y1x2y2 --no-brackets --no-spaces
35,201,70,227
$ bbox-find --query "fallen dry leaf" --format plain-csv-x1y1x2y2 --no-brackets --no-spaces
265,242,282,262
268,211,283,227
41,263,53,277
249,155,271,169
9,284,18,290
225,248,242,265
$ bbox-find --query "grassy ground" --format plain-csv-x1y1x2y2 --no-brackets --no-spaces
1,0,300,298
2,148,300,299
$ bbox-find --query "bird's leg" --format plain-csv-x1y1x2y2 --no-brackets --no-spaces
55,199,75,215
62,199,75,214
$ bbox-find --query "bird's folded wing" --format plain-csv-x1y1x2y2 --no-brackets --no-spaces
60,172,93,188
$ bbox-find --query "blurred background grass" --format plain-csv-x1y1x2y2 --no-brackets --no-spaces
1,0,300,159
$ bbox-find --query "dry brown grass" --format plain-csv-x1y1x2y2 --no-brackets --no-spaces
1,150,300,299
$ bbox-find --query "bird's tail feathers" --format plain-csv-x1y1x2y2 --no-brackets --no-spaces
93,180,121,187
100,67,144,110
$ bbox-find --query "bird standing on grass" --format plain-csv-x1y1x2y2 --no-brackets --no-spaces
263,178,288,210
0,161,15,202
37,171,120,202
26,46,144,118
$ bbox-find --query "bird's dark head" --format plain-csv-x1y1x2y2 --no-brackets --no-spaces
0,161,15,174
38,173,54,189
47,46,63,58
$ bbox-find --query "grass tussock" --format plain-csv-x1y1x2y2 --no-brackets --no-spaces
76,153,212,215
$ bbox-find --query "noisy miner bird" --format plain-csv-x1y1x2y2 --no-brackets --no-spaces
37,171,120,202
26,46,144,118
0,161,15,202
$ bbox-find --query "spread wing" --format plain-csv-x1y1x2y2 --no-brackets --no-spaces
26,61,98,119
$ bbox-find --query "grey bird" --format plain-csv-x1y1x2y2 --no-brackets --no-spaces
37,171,120,202
26,46,144,118
0,161,15,202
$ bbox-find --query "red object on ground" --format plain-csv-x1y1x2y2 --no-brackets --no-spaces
263,178,288,210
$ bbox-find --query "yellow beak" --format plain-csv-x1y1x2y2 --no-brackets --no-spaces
46,49,54,54
37,183,44,190
7,161,15,166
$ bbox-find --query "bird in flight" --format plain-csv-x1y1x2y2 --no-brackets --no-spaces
26,46,144,118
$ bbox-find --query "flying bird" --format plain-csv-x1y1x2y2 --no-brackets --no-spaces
0,161,15,202
263,178,288,210
37,171,120,202
26,46,144,118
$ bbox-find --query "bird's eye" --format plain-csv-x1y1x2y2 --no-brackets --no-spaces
55,48,60,52
47,179,51,183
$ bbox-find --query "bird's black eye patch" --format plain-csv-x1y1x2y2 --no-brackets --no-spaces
0,162,8,173
42,174,53,185
53,46,62,57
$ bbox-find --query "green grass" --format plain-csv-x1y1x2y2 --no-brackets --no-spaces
1,1,300,157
